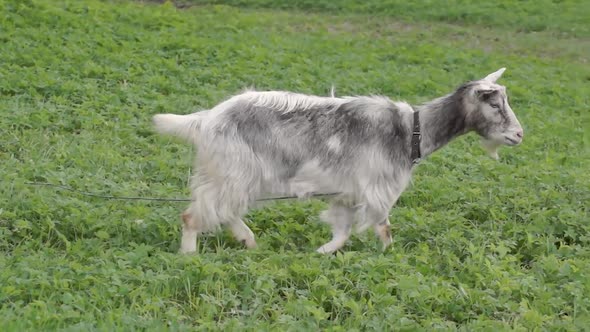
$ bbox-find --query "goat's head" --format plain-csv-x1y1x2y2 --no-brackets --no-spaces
465,68,524,160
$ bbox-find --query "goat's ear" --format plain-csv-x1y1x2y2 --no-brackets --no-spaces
475,88,497,100
483,67,506,83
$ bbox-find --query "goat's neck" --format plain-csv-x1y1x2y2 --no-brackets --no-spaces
415,93,471,158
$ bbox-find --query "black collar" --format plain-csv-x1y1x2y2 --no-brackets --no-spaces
411,111,421,165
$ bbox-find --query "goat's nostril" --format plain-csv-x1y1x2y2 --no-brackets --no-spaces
516,130,523,138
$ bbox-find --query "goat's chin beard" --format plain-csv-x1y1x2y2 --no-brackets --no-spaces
480,138,502,160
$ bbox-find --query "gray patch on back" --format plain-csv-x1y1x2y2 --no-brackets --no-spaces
220,96,413,180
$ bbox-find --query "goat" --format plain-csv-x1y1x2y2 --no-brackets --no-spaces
153,68,523,254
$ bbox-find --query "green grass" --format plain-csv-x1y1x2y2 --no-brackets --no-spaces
1,0,589,330
185,0,590,38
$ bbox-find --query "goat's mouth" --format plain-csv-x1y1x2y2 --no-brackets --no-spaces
503,136,521,146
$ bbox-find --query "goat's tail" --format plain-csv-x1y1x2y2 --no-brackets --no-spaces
152,113,202,144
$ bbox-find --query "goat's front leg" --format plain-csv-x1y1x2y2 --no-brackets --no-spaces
354,202,394,251
316,223,352,254
374,218,393,250
317,204,355,254
365,186,405,251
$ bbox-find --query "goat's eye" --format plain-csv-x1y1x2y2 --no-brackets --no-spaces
490,104,500,109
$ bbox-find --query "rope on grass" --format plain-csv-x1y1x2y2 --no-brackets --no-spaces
25,182,340,203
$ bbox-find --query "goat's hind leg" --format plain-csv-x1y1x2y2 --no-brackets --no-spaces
179,211,256,252
180,209,199,254
179,179,230,254
316,204,355,254
228,219,257,249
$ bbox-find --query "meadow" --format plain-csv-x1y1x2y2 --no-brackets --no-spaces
0,0,589,330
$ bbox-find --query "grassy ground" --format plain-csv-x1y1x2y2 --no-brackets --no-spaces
186,0,590,38
1,0,589,330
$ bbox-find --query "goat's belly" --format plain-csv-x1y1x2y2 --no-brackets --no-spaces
287,160,344,197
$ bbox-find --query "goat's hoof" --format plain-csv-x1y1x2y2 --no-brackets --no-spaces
241,239,257,249
316,246,337,255
381,237,393,251
178,248,197,255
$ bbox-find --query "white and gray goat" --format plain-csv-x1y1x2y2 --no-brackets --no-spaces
153,68,523,254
